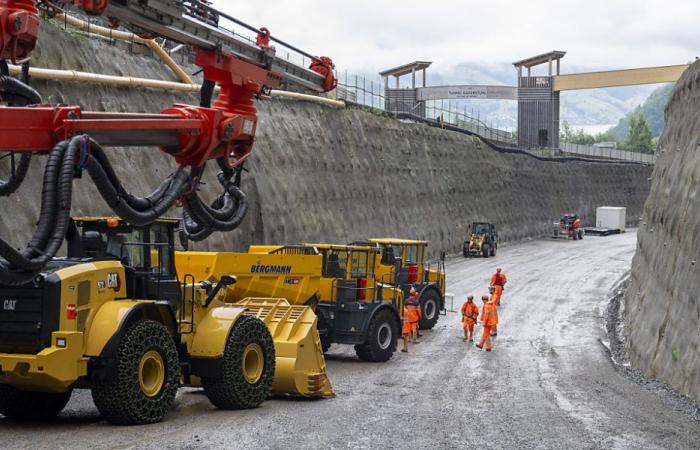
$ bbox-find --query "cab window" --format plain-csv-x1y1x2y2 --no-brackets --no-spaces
323,249,348,279
350,251,369,278
405,245,419,264
105,228,144,268
150,224,173,276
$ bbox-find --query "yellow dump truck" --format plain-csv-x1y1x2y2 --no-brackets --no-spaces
353,239,446,329
0,218,332,425
179,244,404,362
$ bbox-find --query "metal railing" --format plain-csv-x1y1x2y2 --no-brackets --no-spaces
559,142,656,164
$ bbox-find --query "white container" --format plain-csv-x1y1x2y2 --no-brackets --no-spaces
596,207,626,231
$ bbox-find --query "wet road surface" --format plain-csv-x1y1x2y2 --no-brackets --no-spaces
2,231,699,449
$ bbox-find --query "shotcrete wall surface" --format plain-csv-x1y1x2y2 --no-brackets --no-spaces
1,22,652,256
624,61,700,401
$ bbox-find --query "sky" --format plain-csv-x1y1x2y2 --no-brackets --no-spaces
211,0,700,79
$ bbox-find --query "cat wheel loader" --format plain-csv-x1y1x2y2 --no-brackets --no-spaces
178,244,404,363
352,239,446,330
0,218,332,425
463,222,498,258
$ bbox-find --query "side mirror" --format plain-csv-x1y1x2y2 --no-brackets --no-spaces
178,229,189,251
220,275,236,286
204,275,237,307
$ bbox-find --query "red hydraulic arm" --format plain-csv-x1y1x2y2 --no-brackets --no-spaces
0,0,337,169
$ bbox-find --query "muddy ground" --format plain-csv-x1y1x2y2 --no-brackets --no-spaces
1,232,698,449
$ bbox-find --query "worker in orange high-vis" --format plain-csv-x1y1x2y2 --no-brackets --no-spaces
490,267,507,299
476,295,498,351
460,295,479,341
401,288,421,352
488,286,501,337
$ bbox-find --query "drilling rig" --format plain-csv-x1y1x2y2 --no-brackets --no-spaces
0,0,337,424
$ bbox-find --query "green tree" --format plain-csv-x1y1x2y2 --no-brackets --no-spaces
624,112,654,153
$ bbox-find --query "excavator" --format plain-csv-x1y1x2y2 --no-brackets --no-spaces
0,1,337,424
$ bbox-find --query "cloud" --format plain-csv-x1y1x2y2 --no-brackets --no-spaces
210,0,699,77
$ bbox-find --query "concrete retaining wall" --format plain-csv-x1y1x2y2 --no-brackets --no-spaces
624,61,700,401
0,22,652,257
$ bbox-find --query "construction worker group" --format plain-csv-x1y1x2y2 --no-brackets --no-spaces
402,267,506,353
461,267,507,352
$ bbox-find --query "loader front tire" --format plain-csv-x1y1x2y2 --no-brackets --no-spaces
419,289,441,329
355,309,398,362
91,320,179,425
482,244,490,258
0,385,71,420
202,316,275,409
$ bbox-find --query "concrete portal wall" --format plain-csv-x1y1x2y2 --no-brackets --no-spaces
624,61,700,401
0,22,652,258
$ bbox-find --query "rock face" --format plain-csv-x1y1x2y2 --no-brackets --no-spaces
624,61,700,401
0,22,652,257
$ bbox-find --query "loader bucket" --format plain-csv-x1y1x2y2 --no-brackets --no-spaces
237,298,335,398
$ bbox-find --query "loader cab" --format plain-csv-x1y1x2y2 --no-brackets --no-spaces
306,244,379,303
363,239,428,286
68,217,181,304
357,238,446,330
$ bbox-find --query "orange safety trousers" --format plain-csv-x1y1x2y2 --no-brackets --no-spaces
480,325,493,350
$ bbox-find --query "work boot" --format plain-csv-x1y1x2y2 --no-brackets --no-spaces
486,348,492,352
475,343,484,349
463,338,468,341
401,348,408,353
413,340,421,344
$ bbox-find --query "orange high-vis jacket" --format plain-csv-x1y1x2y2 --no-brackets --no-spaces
461,302,479,322
406,303,421,323
491,273,507,287
491,285,503,304
481,301,499,326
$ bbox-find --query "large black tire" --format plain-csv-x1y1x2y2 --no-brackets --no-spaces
490,243,497,257
0,385,71,421
91,320,179,425
482,244,490,258
354,309,398,363
419,289,441,329
316,312,332,353
202,315,275,409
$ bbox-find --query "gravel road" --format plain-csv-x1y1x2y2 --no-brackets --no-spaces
1,231,698,449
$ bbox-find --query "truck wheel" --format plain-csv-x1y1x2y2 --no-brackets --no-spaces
482,245,490,258
491,244,497,257
579,230,584,240
0,385,71,420
354,309,398,362
463,249,468,258
202,315,275,409
419,289,441,329
320,335,332,354
92,320,179,425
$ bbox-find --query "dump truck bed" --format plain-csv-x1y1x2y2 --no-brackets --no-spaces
175,251,323,306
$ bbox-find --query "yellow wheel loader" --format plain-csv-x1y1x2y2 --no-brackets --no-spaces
352,239,446,330
463,222,498,257
0,218,332,425
176,244,405,363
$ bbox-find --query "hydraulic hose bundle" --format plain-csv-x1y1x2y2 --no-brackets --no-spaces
0,73,252,285
0,62,37,197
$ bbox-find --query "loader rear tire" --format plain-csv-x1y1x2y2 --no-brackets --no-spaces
482,245,490,258
419,289,441,329
91,320,179,425
202,316,275,409
355,309,398,362
0,385,71,420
